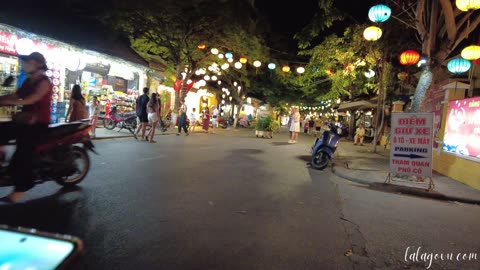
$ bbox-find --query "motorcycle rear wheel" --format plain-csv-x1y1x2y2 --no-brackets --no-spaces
55,146,90,187
103,118,116,130
311,149,330,170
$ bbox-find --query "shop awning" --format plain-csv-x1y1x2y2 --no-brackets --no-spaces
337,100,376,112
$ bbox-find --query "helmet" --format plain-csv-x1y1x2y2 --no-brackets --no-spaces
20,52,48,70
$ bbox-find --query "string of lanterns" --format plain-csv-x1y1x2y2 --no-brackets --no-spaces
196,45,307,75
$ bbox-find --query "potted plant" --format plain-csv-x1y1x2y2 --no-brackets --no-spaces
262,116,273,138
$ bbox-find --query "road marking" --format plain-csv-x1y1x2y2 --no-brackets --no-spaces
136,155,167,162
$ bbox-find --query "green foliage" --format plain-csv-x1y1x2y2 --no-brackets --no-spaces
294,0,344,49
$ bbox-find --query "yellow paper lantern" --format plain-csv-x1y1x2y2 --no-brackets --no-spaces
461,45,480,60
282,65,290,73
239,57,248,64
363,26,382,41
197,44,206,50
456,0,480,11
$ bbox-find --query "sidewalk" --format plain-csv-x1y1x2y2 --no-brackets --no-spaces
332,140,480,205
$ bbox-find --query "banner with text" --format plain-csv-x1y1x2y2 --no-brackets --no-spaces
390,113,434,177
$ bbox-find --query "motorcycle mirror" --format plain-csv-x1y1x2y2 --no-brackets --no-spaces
2,76,14,87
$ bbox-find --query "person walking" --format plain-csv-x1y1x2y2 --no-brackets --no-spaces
134,87,150,141
202,107,210,133
308,117,315,135
177,99,189,136
288,107,301,143
211,106,219,132
189,107,198,133
146,93,160,143
66,85,87,122
89,96,100,138
314,116,322,137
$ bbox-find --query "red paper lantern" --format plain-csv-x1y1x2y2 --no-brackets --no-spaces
399,50,420,66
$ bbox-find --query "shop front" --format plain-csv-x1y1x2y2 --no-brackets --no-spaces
0,23,147,123
337,100,376,140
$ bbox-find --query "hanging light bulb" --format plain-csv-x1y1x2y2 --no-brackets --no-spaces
218,81,222,85
225,52,233,59
253,60,261,67
268,63,276,70
211,76,218,81
296,67,305,74
221,63,229,70
227,58,234,63
234,62,242,69
204,75,211,81
211,48,219,54
282,65,290,73
239,57,247,64
234,82,238,86
218,53,224,59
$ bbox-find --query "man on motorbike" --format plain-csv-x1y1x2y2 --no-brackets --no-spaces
0,52,53,203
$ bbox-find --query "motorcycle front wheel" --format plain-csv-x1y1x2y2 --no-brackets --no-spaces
311,149,330,170
103,118,116,130
55,146,90,187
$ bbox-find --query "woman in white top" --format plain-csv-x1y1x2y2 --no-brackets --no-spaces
289,107,301,143
89,96,100,138
146,93,160,143
189,107,197,132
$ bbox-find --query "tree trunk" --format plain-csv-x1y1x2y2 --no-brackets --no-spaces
173,62,182,112
410,67,433,113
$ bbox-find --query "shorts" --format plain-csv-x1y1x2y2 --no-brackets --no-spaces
148,113,159,123
138,114,148,123
212,117,218,125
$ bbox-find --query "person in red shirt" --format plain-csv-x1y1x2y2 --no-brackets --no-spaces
0,52,53,203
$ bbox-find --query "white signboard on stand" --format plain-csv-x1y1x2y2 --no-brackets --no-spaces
390,113,434,177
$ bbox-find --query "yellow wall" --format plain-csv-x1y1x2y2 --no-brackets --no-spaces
433,151,480,190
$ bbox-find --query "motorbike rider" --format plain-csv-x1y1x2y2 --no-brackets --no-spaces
0,52,53,203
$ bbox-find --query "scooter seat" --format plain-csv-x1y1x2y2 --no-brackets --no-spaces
43,122,89,138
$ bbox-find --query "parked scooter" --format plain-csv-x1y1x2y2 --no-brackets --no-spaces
103,105,137,134
0,121,96,188
310,126,340,170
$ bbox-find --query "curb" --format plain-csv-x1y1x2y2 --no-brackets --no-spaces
331,165,480,206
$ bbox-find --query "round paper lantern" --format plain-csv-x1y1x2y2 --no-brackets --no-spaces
296,67,305,74
363,26,382,41
218,53,224,59
204,75,211,81
211,76,218,81
447,58,472,74
456,0,480,11
461,45,480,60
397,72,409,81
225,52,233,59
239,57,247,64
221,63,229,70
345,63,355,72
368,4,392,23
211,48,219,54
399,50,420,66
253,60,262,67
234,62,243,69
197,44,206,49
282,65,290,73
268,63,276,70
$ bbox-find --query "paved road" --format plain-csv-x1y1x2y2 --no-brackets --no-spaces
1,130,479,270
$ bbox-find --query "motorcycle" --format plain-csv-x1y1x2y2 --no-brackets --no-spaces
103,105,137,134
217,117,230,129
310,127,340,170
0,121,96,188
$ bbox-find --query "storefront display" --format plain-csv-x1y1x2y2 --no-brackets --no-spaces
0,23,147,121
443,96,480,159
